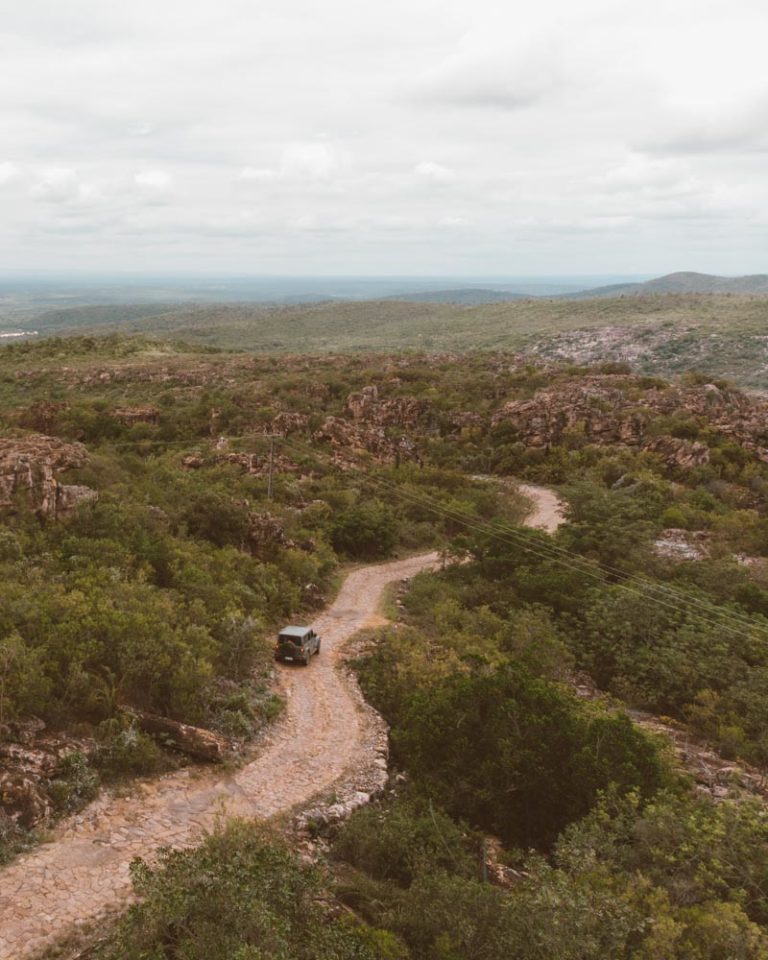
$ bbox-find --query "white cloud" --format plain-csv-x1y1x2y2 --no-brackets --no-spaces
134,170,172,190
0,0,766,273
414,161,456,182
0,162,19,185
280,142,345,181
239,166,278,182
29,167,81,202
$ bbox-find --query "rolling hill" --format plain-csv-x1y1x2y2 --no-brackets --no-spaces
569,271,768,298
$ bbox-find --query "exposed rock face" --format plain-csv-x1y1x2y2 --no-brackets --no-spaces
654,528,711,561
492,377,645,447
0,722,93,830
0,773,52,829
22,400,68,434
247,511,295,557
111,405,160,425
643,436,710,468
0,436,96,518
271,411,309,435
181,451,301,477
314,416,420,468
491,375,768,466
346,387,430,428
448,411,486,433
56,484,99,515
307,385,429,467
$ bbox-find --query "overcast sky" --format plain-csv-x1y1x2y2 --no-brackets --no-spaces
0,0,766,276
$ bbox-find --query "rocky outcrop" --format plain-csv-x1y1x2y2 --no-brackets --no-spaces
0,773,52,830
346,386,430,428
654,528,711,561
111,405,160,425
0,436,96,518
0,721,93,830
247,511,295,557
491,375,768,466
448,411,486,433
314,416,420,468
22,400,68,434
271,411,309,435
643,436,710,468
181,450,302,477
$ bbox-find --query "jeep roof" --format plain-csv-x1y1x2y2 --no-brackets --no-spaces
279,625,313,639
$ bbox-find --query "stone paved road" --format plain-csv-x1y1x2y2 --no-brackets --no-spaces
0,552,438,960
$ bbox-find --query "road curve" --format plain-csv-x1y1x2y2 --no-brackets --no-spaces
0,485,564,958
517,482,566,533
0,552,439,960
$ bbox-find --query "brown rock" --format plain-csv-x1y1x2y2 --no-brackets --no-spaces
247,511,295,556
642,435,710,468
0,772,52,829
135,714,230,762
0,435,93,518
111,405,160,424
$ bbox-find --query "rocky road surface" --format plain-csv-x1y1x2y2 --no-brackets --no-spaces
0,485,561,959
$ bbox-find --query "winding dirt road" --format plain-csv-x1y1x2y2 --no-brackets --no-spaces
0,553,439,959
0,485,561,958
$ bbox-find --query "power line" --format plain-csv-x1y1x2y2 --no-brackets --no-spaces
277,433,768,641
5,427,768,640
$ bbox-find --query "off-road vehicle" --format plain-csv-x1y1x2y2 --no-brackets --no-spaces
274,625,321,665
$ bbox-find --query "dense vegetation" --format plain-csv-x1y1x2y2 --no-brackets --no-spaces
7,334,768,957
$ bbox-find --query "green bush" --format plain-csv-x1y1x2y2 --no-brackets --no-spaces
46,751,100,814
333,796,478,886
94,820,386,960
94,724,166,780
331,500,399,559
359,658,670,850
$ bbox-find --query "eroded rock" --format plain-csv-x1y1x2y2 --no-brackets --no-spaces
0,435,95,518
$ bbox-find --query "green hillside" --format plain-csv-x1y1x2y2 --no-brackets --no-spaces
66,293,768,387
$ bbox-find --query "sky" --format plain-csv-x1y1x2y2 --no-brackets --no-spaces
0,0,766,276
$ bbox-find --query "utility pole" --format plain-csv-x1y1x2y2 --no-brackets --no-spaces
267,435,276,501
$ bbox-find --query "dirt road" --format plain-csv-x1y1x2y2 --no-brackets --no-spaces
517,482,566,533
0,484,564,958
0,552,438,960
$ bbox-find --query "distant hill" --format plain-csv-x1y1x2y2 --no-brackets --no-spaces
568,271,768,299
29,302,181,332
384,288,528,305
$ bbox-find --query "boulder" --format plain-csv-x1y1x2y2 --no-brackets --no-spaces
136,714,230,762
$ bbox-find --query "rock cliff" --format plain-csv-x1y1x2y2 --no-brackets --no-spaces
0,436,97,518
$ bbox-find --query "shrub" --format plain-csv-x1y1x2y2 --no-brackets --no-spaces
94,820,384,960
331,500,399,559
94,724,166,779
46,751,100,814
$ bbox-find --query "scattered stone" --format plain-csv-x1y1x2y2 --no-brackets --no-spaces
654,528,711,561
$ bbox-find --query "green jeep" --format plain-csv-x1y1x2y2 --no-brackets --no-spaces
275,625,321,666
